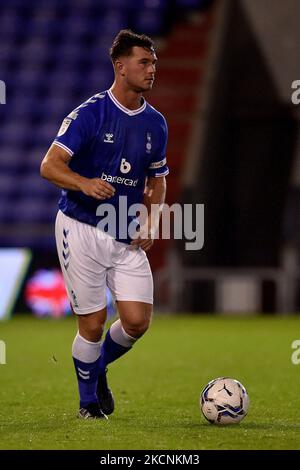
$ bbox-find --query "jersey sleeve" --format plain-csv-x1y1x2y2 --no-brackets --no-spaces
53,104,96,157
147,116,169,178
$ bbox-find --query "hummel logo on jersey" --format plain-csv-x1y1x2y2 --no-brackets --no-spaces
120,158,131,174
104,133,114,143
94,93,105,99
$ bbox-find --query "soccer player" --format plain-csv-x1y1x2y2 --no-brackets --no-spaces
40,30,169,419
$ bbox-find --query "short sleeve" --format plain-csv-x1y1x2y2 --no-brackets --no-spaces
53,104,96,157
147,116,169,178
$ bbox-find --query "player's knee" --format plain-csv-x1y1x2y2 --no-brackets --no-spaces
78,321,105,342
124,316,151,338
77,308,107,342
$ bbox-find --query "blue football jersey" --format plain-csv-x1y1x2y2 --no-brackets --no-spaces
53,89,169,243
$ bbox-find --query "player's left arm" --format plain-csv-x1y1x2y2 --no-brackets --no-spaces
131,176,166,251
132,115,168,251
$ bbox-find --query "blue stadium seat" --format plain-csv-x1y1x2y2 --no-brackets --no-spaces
10,198,57,223
18,174,59,197
133,9,166,36
0,175,16,197
0,146,26,172
0,123,28,146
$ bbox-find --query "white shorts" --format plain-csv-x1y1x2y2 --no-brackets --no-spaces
55,210,153,314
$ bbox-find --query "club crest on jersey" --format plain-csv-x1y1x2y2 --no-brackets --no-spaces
104,133,114,143
146,132,152,153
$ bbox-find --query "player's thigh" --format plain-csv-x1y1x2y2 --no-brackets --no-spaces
107,245,154,306
55,210,107,314
117,300,153,338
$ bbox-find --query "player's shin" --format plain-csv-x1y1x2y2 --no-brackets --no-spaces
72,332,102,408
99,319,137,372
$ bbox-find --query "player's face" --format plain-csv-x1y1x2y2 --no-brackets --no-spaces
121,46,157,92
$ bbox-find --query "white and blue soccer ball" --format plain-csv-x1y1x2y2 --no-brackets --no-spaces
200,377,249,425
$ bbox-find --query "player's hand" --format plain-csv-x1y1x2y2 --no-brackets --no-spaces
79,177,115,200
130,235,154,251
130,223,154,251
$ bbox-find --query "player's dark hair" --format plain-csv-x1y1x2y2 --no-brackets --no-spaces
110,29,155,63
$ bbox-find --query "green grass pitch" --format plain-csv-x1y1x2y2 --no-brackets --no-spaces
1,314,300,450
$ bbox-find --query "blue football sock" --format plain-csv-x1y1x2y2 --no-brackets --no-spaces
99,329,131,373
73,356,100,408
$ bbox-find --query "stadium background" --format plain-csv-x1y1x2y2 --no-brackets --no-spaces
1,0,300,451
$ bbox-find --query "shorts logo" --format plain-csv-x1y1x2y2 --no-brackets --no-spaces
120,158,131,174
62,228,70,270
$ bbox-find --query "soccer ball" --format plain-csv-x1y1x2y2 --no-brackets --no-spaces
200,377,249,425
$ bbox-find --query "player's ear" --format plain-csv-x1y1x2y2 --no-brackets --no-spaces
115,60,125,76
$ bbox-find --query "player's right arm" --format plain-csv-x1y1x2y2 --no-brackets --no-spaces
40,143,115,200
